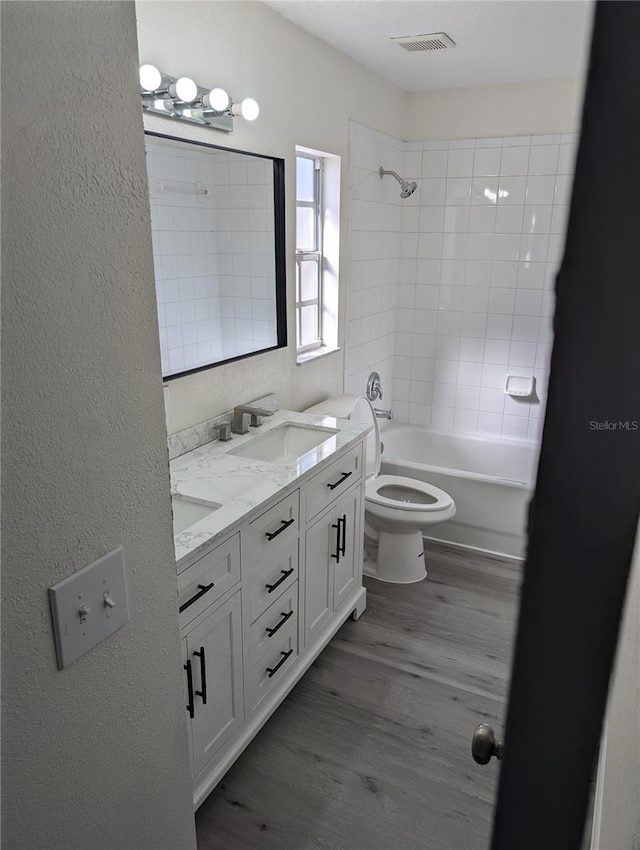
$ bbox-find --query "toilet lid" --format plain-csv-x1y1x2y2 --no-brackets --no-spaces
348,397,380,479
366,474,453,512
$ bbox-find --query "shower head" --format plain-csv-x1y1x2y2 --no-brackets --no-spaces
379,167,418,199
400,180,418,198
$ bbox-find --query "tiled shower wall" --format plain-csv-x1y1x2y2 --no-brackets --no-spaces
346,122,577,442
345,123,404,403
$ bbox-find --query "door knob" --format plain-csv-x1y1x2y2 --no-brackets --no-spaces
472,723,504,765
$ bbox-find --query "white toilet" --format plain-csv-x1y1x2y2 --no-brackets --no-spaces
304,395,456,583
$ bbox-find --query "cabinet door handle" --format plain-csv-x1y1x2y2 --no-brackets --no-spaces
184,659,195,719
339,514,347,556
265,517,295,541
327,471,353,491
331,519,342,563
266,649,293,678
265,609,294,637
179,582,215,614
265,567,294,593
193,646,207,705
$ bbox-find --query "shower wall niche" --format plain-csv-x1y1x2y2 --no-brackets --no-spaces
145,133,285,379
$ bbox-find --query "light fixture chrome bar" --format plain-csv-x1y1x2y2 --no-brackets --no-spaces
139,65,260,134
141,76,233,133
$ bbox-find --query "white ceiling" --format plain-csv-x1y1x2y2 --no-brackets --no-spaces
266,0,593,92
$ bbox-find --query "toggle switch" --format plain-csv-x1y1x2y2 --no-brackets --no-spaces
49,546,129,669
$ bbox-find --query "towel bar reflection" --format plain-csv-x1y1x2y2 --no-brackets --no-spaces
150,177,210,200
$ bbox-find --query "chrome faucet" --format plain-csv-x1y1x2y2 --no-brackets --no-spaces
231,405,274,435
374,408,393,420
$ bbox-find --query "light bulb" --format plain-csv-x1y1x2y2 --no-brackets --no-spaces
139,64,162,91
240,97,260,121
203,88,230,111
232,97,260,121
172,77,198,103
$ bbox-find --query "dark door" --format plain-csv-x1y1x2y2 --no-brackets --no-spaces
490,3,640,848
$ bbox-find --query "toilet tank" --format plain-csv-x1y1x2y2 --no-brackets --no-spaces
303,394,380,478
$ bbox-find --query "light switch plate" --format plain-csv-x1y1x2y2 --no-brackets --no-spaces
49,546,129,669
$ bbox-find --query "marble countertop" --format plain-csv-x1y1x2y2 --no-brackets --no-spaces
170,409,371,569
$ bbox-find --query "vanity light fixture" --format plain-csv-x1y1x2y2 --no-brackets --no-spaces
139,64,259,133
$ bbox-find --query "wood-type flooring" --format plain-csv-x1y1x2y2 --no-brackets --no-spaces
196,543,521,850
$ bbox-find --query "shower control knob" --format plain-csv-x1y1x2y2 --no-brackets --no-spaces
366,371,383,402
471,723,504,765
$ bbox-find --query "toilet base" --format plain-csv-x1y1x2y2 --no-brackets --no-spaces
364,529,427,584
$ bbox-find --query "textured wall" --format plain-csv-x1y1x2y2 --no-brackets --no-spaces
1,3,196,848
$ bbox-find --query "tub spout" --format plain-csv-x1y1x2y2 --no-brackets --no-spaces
374,407,393,419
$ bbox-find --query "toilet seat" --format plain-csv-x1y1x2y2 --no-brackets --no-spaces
365,474,453,512
303,395,456,583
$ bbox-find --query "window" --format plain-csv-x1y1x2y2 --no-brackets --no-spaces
296,155,322,351
295,147,340,362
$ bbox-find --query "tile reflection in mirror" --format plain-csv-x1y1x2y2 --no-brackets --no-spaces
145,131,286,379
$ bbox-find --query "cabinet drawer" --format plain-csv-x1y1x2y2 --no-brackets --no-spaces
178,533,240,629
242,490,299,568
247,622,298,711
304,443,363,522
249,583,298,664
248,541,299,623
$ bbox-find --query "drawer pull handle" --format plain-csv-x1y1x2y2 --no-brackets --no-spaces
266,649,293,678
184,659,195,719
179,582,215,613
327,471,353,491
265,518,295,541
265,609,294,637
193,646,207,705
266,568,294,593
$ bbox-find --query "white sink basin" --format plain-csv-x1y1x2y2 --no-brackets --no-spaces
172,494,221,536
228,422,339,464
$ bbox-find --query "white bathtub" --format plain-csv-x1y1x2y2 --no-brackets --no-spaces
378,422,540,558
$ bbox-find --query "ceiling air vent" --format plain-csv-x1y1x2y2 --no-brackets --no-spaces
391,32,456,52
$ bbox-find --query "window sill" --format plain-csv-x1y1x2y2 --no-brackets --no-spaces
296,345,341,365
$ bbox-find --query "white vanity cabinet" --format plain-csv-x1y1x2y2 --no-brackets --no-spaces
175,429,368,809
242,490,301,713
178,533,240,630
179,533,244,780
303,443,364,645
182,589,244,778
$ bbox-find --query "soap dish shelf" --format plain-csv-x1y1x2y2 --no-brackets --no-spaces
504,374,535,398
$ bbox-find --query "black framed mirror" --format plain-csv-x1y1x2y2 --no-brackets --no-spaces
144,131,286,380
